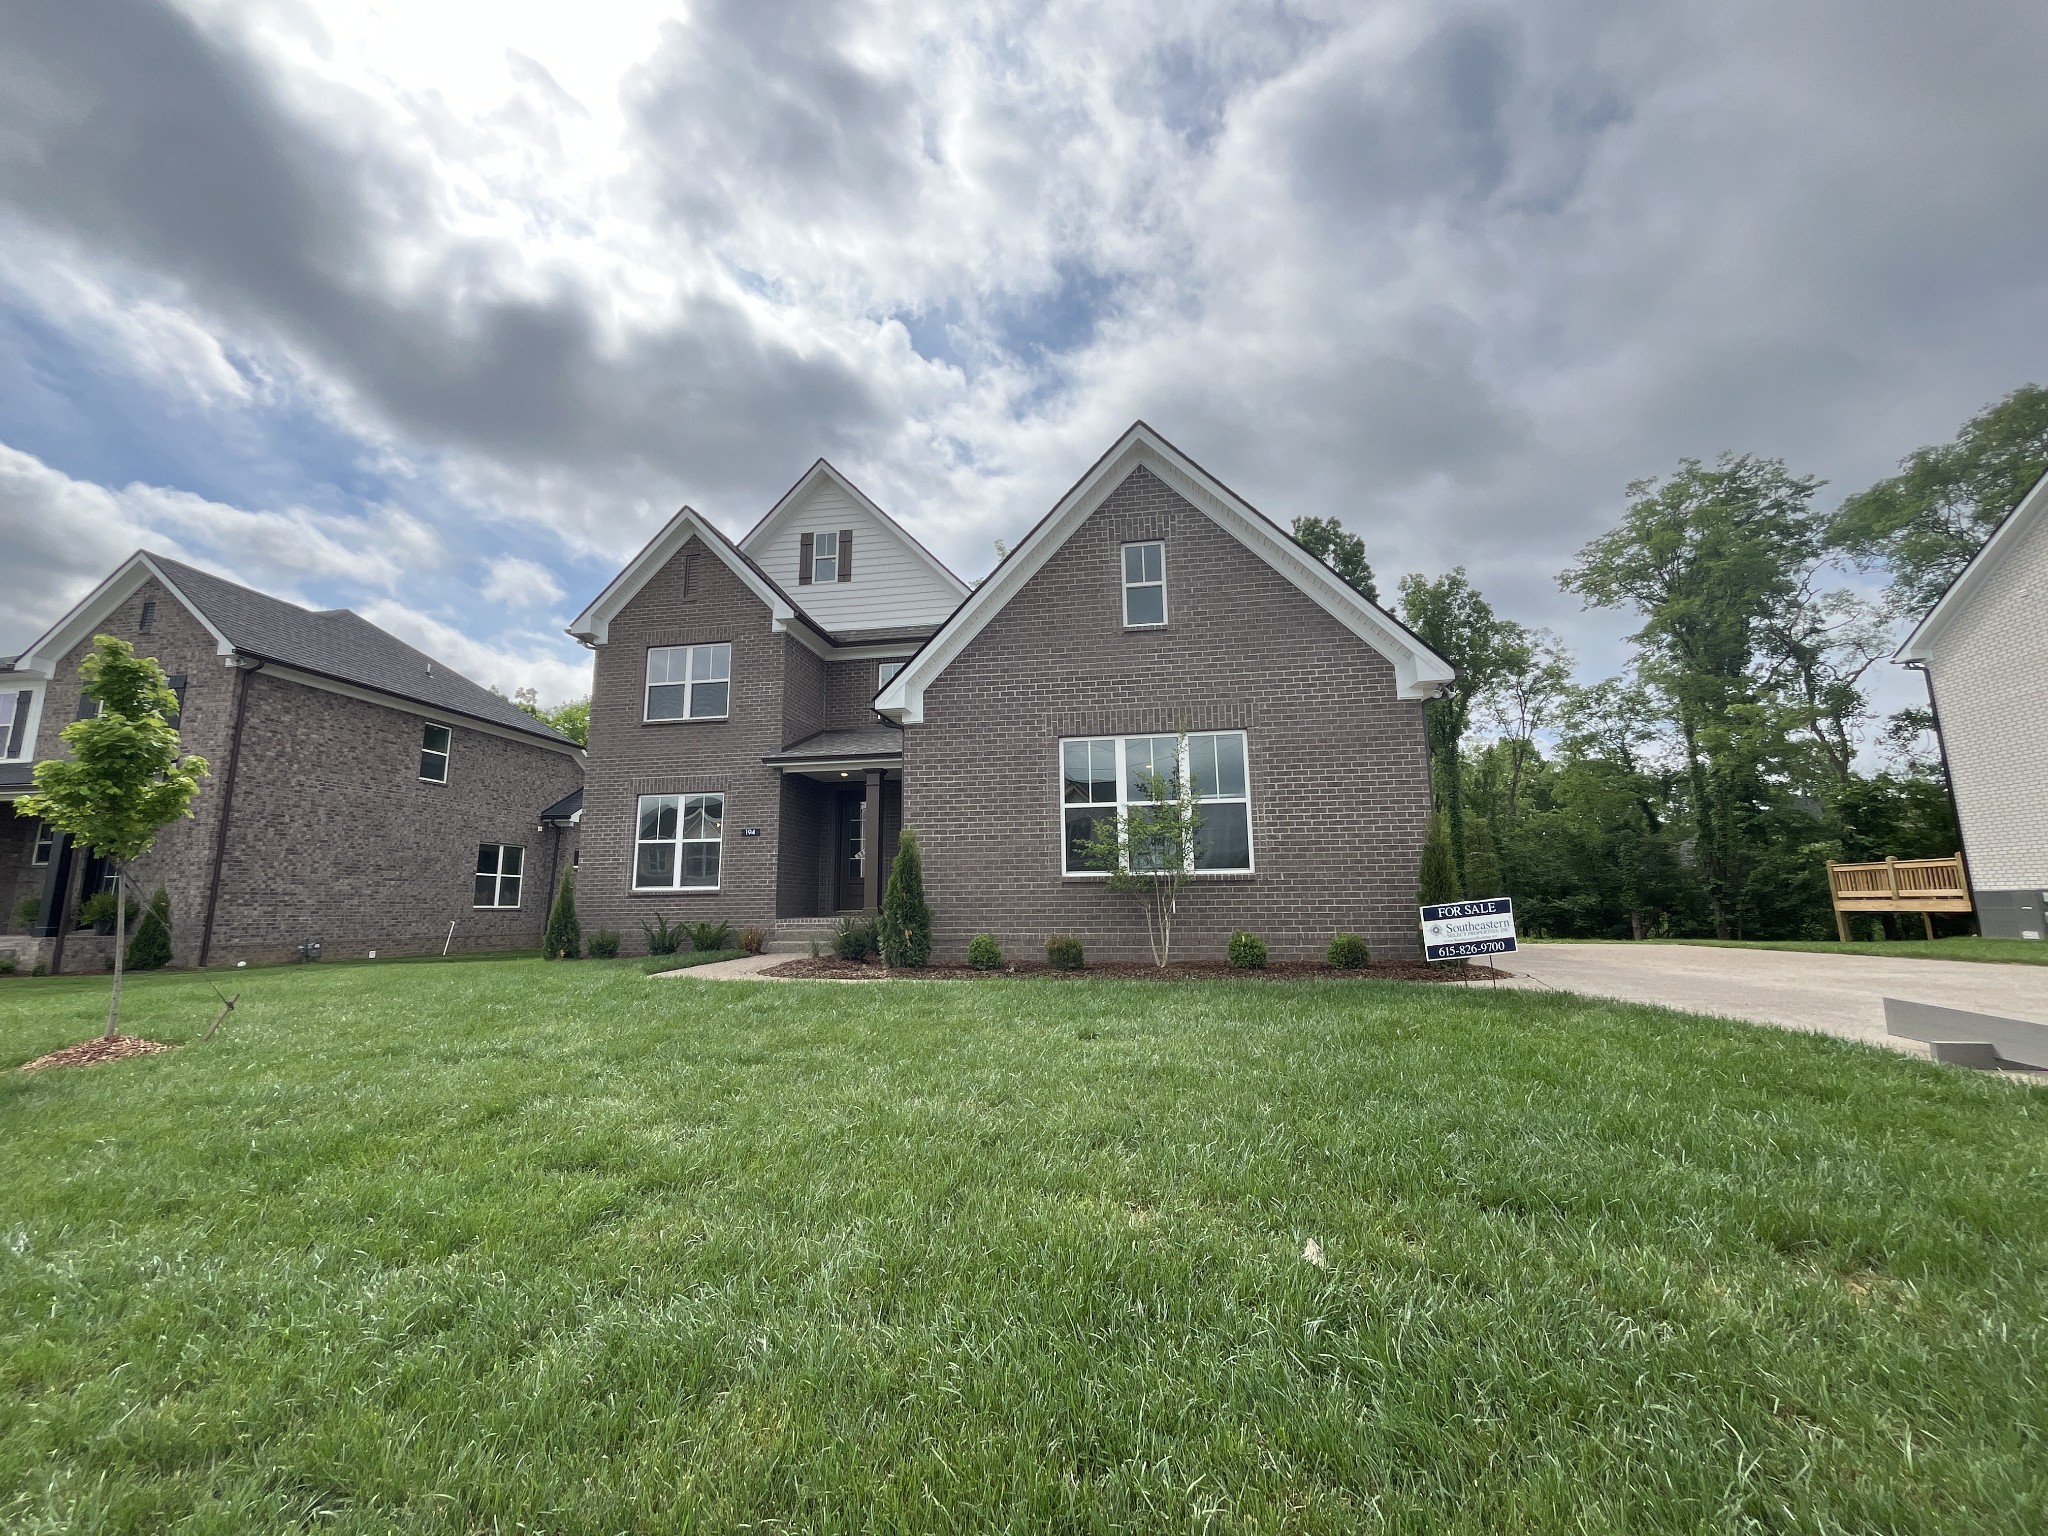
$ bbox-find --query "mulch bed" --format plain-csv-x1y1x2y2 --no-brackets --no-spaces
16,1035,181,1073
762,957,1511,983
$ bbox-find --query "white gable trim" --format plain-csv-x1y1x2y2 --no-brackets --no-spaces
12,552,237,678
568,507,812,648
740,460,970,599
874,423,1455,723
1895,467,2048,665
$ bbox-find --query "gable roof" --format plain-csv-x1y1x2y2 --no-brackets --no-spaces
1895,466,2048,665
12,552,580,748
740,459,970,599
874,421,1455,723
566,505,833,649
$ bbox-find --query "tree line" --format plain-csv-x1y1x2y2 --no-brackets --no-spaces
1293,384,2048,941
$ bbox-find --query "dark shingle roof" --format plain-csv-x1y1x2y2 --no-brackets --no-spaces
539,786,583,823
148,554,579,748
761,724,905,764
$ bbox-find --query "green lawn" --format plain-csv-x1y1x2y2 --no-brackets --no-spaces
2,961,2043,1533
1660,936,2048,966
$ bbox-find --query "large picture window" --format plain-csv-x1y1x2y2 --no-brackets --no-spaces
474,844,524,908
635,793,724,890
1061,731,1252,875
645,643,731,722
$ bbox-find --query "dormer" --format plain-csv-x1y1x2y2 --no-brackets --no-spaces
739,461,969,633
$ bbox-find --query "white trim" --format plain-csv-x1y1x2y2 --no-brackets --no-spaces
11,551,236,678
643,641,732,723
1121,539,1168,628
767,756,905,775
473,842,525,908
0,682,43,763
740,460,970,600
1895,466,2048,664
419,721,452,783
632,791,725,892
1059,729,1255,877
568,512,806,648
875,423,1455,723
259,663,586,759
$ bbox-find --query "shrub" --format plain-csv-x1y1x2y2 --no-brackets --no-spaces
12,895,39,932
738,927,768,956
32,961,48,976
1327,932,1370,969
834,913,877,962
1227,930,1267,969
879,827,933,968
966,932,1003,970
683,919,735,953
1045,935,1085,971
588,929,621,959
77,890,140,934
1417,811,1461,907
543,867,581,959
0,955,16,975
642,914,684,956
126,885,173,971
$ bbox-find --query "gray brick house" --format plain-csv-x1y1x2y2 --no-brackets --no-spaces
1,553,584,972
570,423,1452,960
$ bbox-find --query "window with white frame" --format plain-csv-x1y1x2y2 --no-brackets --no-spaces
811,529,840,583
645,643,731,721
635,793,724,890
1122,541,1166,626
474,843,524,907
1,688,30,759
419,722,451,782
877,660,904,689
33,821,56,866
1061,731,1252,875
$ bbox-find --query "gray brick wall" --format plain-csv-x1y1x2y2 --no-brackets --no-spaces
580,536,787,948
824,656,909,730
903,464,1433,962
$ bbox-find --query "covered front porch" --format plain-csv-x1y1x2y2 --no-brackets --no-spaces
766,727,903,918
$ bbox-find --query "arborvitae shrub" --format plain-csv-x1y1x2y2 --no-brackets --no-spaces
543,867,581,959
1327,932,1370,969
1227,930,1267,969
879,828,933,968
126,885,173,971
966,933,1002,970
1044,935,1085,971
1417,812,1461,907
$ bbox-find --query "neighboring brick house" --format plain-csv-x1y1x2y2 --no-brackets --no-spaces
569,424,1452,961
1,553,584,972
1894,467,2048,941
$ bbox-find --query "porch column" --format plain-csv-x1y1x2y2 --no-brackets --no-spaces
862,770,883,911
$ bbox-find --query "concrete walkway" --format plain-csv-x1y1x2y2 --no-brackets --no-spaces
648,954,793,980
1504,943,2048,1055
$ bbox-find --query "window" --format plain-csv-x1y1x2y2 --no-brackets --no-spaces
1122,541,1166,627
32,822,55,866
1061,731,1252,875
1,688,29,758
645,643,731,721
812,529,840,583
877,660,904,689
164,674,187,728
634,793,723,890
474,843,524,907
419,722,451,782
138,600,156,634
800,529,853,585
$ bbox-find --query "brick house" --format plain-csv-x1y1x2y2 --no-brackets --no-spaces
1,553,584,972
569,423,1452,961
1894,466,2048,941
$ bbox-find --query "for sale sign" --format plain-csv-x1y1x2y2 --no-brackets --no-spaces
1420,897,1518,961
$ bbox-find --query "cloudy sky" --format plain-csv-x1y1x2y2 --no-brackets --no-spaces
2,0,2044,709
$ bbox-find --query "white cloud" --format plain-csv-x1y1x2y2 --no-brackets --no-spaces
356,598,589,706
481,553,565,608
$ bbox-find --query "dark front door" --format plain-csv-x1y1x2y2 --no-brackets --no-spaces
834,787,867,911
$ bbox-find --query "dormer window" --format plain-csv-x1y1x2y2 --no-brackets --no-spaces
799,529,853,585
1122,541,1166,627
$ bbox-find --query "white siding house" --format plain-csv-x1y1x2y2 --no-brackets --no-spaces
1896,468,2048,939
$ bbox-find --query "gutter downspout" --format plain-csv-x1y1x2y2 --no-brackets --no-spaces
198,659,262,967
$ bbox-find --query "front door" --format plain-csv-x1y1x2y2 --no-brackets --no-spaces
834,787,867,910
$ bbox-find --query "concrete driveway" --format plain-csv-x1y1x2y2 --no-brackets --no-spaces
1504,943,2048,1055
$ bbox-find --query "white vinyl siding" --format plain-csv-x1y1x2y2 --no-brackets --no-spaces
744,480,962,629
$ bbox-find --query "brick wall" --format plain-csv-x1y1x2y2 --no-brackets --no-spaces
824,656,909,730
580,536,787,949
903,464,1433,962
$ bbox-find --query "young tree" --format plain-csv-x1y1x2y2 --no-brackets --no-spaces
1398,569,1516,885
543,865,582,959
1483,627,1575,823
1831,383,2048,615
125,885,173,972
1078,740,1202,967
19,637,208,1038
1290,515,1378,603
880,827,933,968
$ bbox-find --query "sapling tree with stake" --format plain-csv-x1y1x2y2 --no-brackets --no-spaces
18,636,209,1038
1078,733,1203,968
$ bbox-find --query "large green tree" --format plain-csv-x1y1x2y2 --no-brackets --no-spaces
1290,516,1378,603
19,637,209,1037
1831,383,2048,615
1398,569,1516,886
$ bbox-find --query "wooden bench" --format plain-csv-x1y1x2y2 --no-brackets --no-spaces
1826,854,1973,942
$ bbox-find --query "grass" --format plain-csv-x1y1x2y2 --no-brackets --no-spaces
2,960,2044,1533
642,947,750,974
1659,936,2048,966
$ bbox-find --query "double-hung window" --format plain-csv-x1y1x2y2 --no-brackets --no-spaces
1061,731,1252,875
419,723,451,782
812,530,840,583
635,793,723,890
474,844,524,908
1122,541,1166,627
0,688,30,759
32,821,56,866
645,643,731,721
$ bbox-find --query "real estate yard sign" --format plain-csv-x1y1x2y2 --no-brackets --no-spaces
1420,897,1518,962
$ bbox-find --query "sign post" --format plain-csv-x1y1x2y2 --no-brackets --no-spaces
1419,897,1517,983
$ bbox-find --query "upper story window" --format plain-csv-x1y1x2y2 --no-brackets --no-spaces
419,722,452,782
474,843,524,908
800,529,853,585
1123,541,1166,627
1,688,30,759
1061,730,1252,875
877,661,904,689
138,600,156,634
646,643,731,722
